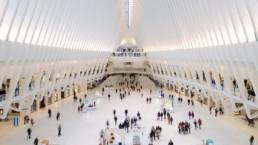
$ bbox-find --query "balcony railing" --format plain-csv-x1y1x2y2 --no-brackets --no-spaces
112,52,146,57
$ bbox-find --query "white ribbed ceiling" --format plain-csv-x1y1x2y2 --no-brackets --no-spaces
0,0,121,52
133,0,258,51
1,0,258,52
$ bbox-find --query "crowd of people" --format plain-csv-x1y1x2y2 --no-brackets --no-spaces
117,111,142,132
209,106,224,117
157,108,173,125
187,99,194,106
178,121,191,134
25,108,63,145
146,97,152,103
177,97,183,103
149,126,162,143
101,108,143,145
113,75,144,101
194,118,203,130
176,107,203,136
188,111,195,119
76,94,97,112
19,74,256,145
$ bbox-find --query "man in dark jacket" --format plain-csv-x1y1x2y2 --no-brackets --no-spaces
168,139,173,145
34,137,39,145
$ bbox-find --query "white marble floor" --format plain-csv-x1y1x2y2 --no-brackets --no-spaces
0,76,257,145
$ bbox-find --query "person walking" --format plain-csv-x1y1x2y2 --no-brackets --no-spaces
125,119,129,133
215,108,218,117
137,112,141,120
108,94,111,100
191,100,194,106
163,108,167,119
188,111,192,119
157,112,160,120
198,118,202,129
114,116,118,126
113,109,116,116
106,120,110,129
48,109,52,118
219,107,223,115
209,106,212,115
58,124,62,136
168,139,174,145
170,116,173,125
194,120,198,130
125,109,128,117
191,111,194,119
27,127,32,139
120,94,123,101
34,137,39,145
250,136,254,145
160,112,163,121
30,118,34,126
56,112,60,121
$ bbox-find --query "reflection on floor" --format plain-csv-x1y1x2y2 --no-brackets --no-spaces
0,76,257,145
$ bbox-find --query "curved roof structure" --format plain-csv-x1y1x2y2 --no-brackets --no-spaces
1,0,258,51
133,0,258,51
0,0,121,51
0,1,258,144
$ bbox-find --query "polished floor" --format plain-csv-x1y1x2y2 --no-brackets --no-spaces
0,76,257,145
